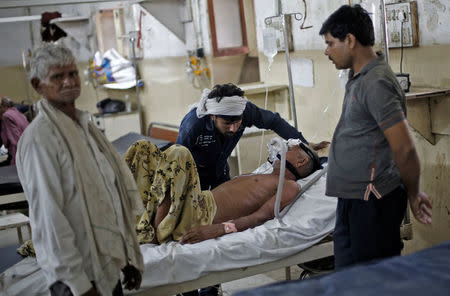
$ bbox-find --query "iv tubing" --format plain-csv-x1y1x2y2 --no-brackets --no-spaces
273,138,287,219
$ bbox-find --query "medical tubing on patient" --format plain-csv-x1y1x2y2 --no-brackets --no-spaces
281,166,328,217
271,137,286,220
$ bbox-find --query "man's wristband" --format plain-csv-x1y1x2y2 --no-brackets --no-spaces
222,222,237,234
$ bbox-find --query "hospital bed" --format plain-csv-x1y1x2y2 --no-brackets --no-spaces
132,239,333,296
235,240,450,296
147,122,179,144
127,125,336,295
112,121,180,156
0,159,336,296
1,124,337,295
0,165,26,210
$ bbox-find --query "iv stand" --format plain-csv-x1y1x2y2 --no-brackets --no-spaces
264,1,303,130
123,31,144,135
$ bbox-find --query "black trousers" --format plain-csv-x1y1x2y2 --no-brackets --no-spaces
50,280,123,296
333,185,408,269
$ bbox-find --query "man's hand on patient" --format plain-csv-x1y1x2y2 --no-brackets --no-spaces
409,191,432,225
180,224,225,244
312,141,330,151
122,264,142,290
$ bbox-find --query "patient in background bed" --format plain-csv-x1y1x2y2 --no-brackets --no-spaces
0,96,29,165
125,139,320,245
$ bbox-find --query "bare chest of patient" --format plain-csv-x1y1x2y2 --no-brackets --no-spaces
213,175,278,213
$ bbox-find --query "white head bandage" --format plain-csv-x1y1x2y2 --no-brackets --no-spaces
267,138,304,163
195,88,248,118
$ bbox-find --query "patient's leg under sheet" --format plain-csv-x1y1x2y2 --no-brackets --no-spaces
124,141,216,244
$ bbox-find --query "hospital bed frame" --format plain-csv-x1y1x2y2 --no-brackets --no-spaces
132,123,334,295
131,240,333,296
0,165,26,209
1,122,337,295
147,122,179,143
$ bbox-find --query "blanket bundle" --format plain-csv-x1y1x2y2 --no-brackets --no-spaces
124,140,216,244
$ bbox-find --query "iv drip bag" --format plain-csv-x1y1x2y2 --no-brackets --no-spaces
263,27,278,63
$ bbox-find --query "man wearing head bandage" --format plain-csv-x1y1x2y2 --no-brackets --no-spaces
177,83,329,191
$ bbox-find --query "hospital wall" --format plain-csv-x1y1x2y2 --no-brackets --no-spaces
2,48,445,256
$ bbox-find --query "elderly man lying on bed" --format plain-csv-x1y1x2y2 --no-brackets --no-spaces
125,139,321,245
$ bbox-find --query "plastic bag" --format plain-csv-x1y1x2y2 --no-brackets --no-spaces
91,49,136,84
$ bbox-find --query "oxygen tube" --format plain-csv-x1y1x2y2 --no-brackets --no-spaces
271,137,287,220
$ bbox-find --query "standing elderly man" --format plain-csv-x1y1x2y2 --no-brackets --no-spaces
16,43,144,296
177,83,329,191
320,5,432,269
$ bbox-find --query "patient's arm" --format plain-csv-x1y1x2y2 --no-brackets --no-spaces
180,224,225,244
180,180,299,244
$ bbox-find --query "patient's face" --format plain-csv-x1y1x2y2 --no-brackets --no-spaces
272,146,308,175
35,63,81,105
286,146,307,164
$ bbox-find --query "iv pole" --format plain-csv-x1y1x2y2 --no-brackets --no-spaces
264,0,303,130
122,31,144,135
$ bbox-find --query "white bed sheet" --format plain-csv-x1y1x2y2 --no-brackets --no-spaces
0,165,337,295
138,165,336,289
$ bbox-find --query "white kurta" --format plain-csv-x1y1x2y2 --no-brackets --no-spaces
16,109,127,295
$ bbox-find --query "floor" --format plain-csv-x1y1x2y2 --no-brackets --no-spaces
0,210,305,296
220,266,303,296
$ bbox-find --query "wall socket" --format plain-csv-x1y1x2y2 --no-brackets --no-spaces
386,1,419,48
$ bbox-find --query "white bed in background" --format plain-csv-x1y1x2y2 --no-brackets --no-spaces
0,164,336,296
